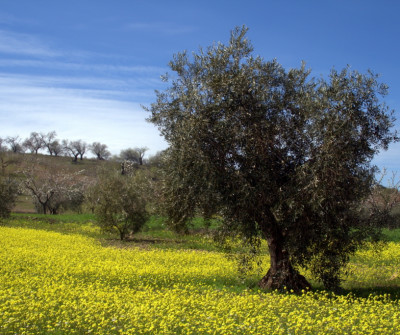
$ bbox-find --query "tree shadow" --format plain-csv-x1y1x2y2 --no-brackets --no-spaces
338,286,400,300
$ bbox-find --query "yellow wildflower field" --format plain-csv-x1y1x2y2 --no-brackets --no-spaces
1,226,400,334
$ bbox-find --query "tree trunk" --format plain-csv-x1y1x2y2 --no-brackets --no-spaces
42,202,47,215
259,226,311,292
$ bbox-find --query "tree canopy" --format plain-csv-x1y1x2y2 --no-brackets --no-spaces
147,26,397,291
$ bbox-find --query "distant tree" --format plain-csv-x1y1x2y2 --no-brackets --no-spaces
0,175,19,219
135,147,148,165
41,131,58,156
62,140,87,162
365,171,400,229
23,132,44,154
62,140,78,162
49,140,63,157
6,136,24,154
147,27,398,291
74,140,87,161
0,137,6,152
120,148,137,162
93,170,149,240
90,142,111,160
120,147,148,165
22,160,87,214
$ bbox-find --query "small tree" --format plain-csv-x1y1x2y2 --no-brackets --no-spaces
93,170,148,240
62,140,80,162
147,27,397,291
0,176,19,220
365,171,400,229
6,136,24,154
90,142,111,160
41,131,58,156
23,132,44,154
22,160,87,214
49,140,63,157
120,147,148,165
74,140,87,161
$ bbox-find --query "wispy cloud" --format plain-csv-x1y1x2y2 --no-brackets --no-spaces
0,30,57,57
126,22,195,35
0,27,167,155
0,58,166,75
0,73,167,155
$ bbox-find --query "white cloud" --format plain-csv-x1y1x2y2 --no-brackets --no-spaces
0,30,57,57
0,74,167,156
0,58,167,75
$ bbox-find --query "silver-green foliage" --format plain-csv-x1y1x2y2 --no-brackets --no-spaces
147,26,397,291
94,170,149,240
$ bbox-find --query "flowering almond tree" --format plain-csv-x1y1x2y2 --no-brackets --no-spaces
22,161,88,214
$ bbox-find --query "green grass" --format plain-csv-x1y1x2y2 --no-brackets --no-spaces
5,213,221,252
382,228,400,242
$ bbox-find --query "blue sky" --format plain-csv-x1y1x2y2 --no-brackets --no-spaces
1,0,399,173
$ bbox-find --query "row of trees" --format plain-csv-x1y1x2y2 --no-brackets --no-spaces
0,132,110,161
0,132,152,165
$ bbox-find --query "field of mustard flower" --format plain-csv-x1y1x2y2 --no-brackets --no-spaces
1,220,400,334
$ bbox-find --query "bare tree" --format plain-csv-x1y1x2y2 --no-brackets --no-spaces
90,142,111,160
22,159,88,214
41,131,58,156
62,140,78,162
23,132,44,154
6,136,24,154
74,140,87,161
365,170,400,229
63,140,87,162
49,140,63,157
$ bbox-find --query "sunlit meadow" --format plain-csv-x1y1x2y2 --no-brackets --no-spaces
1,220,400,334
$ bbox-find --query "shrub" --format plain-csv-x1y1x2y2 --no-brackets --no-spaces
94,170,148,240
0,176,19,219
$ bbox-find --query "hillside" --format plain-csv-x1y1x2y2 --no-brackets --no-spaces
1,152,120,213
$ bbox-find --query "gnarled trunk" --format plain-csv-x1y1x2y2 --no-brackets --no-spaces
259,222,311,292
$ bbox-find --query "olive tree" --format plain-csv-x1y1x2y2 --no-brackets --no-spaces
93,170,149,240
120,147,148,165
147,27,397,291
90,142,111,160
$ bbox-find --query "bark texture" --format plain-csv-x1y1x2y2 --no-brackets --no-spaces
259,223,311,292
